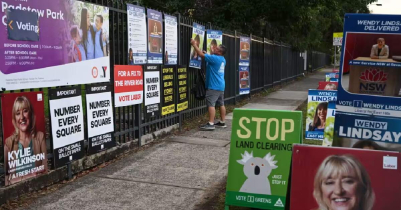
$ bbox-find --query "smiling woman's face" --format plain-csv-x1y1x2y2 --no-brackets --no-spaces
317,107,327,121
321,171,360,210
15,106,30,133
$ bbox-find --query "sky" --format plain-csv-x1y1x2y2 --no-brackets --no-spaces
368,0,401,14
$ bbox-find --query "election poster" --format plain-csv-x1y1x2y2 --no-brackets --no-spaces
147,9,163,64
161,66,175,115
239,37,251,66
189,23,205,69
0,0,110,91
226,109,302,209
206,30,222,55
325,73,339,82
114,65,143,107
86,84,115,154
164,14,178,65
144,65,161,118
239,66,250,95
333,32,343,46
1,92,47,186
176,66,188,112
290,145,401,210
317,81,338,90
127,4,147,64
323,101,336,147
49,87,85,168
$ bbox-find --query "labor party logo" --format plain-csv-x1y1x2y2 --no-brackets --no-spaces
359,69,387,94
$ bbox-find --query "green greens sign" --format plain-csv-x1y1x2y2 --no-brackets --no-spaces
225,109,302,209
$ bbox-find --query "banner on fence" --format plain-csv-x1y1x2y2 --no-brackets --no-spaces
49,87,84,168
86,84,115,154
290,145,401,210
226,109,302,209
177,66,188,112
317,81,338,90
239,37,251,66
0,0,110,91
144,65,161,118
127,4,147,64
147,9,163,64
206,30,222,55
114,65,143,107
239,66,250,95
323,101,336,146
305,90,337,141
1,92,48,186
164,14,178,65
189,23,205,69
333,32,343,46
161,66,175,115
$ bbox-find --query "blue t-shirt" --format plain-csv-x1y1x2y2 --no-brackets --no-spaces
86,26,95,60
205,54,226,91
94,28,106,58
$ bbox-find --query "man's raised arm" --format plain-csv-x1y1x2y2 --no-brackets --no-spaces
190,38,205,59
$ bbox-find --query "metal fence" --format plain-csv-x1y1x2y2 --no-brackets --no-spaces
0,0,330,184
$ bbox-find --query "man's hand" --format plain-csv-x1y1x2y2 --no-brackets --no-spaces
190,38,196,46
203,50,207,54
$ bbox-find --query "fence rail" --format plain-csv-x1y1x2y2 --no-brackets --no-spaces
0,0,330,186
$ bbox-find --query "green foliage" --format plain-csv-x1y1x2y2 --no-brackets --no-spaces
131,0,375,52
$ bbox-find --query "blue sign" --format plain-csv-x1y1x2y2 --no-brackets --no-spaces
189,23,205,69
7,9,39,41
239,66,250,95
147,9,163,64
239,37,251,66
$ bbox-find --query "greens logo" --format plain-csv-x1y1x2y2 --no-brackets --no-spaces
359,69,387,93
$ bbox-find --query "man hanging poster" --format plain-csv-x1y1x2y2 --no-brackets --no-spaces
177,66,188,112
206,30,222,55
0,0,110,91
161,66,175,115
127,4,147,64
147,9,163,64
189,23,205,69
239,37,251,66
239,66,250,95
114,65,144,107
49,87,85,168
144,65,161,118
164,14,178,65
86,84,115,154
1,92,48,186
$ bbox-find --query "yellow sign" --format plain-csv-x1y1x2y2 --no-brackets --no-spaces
333,32,343,38
333,32,343,46
177,101,188,112
162,104,175,115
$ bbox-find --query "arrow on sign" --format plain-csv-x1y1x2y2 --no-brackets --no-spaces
8,20,13,30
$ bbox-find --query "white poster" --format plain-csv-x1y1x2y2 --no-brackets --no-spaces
144,71,160,106
127,4,147,64
164,14,178,65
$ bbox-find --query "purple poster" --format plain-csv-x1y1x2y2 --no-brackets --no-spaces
0,0,110,90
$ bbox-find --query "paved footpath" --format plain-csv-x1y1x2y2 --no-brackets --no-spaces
20,69,329,210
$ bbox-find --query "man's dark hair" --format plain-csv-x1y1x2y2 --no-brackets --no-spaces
96,14,104,23
219,44,227,55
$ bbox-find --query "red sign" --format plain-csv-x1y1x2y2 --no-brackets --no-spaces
290,145,401,210
1,92,48,186
114,65,144,107
318,82,338,90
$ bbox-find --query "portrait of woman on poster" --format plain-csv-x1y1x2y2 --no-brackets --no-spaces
313,155,375,210
209,39,217,54
190,35,201,60
308,102,328,132
324,83,337,90
5,96,48,185
80,7,96,60
129,48,134,65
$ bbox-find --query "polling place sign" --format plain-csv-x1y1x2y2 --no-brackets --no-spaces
49,87,84,168
225,109,302,209
86,84,115,154
114,65,143,107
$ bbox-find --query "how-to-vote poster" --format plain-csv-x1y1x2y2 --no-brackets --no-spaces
206,30,222,55
305,90,337,141
114,65,143,107
1,92,48,186
161,66,175,115
49,87,84,168
147,9,163,64
239,66,250,95
144,65,161,118
189,23,205,69
127,4,147,64
323,101,336,147
177,66,188,112
86,84,115,154
226,109,302,209
239,37,251,66
0,0,110,90
164,14,178,65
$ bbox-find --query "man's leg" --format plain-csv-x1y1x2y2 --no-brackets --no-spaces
209,106,216,124
215,91,227,128
201,90,218,131
219,105,226,122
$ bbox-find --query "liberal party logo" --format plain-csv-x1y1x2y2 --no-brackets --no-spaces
359,69,387,94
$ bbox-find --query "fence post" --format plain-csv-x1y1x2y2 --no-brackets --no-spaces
176,12,181,65
136,104,142,147
234,30,237,105
249,33,252,100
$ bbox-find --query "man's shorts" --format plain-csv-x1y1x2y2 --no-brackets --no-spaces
206,89,224,107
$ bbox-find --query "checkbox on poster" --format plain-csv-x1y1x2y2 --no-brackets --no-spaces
69,156,72,161
247,196,254,203
353,100,363,107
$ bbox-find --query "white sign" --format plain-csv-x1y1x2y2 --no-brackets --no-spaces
383,156,398,170
127,4,147,64
86,92,114,138
164,14,178,65
144,71,160,106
